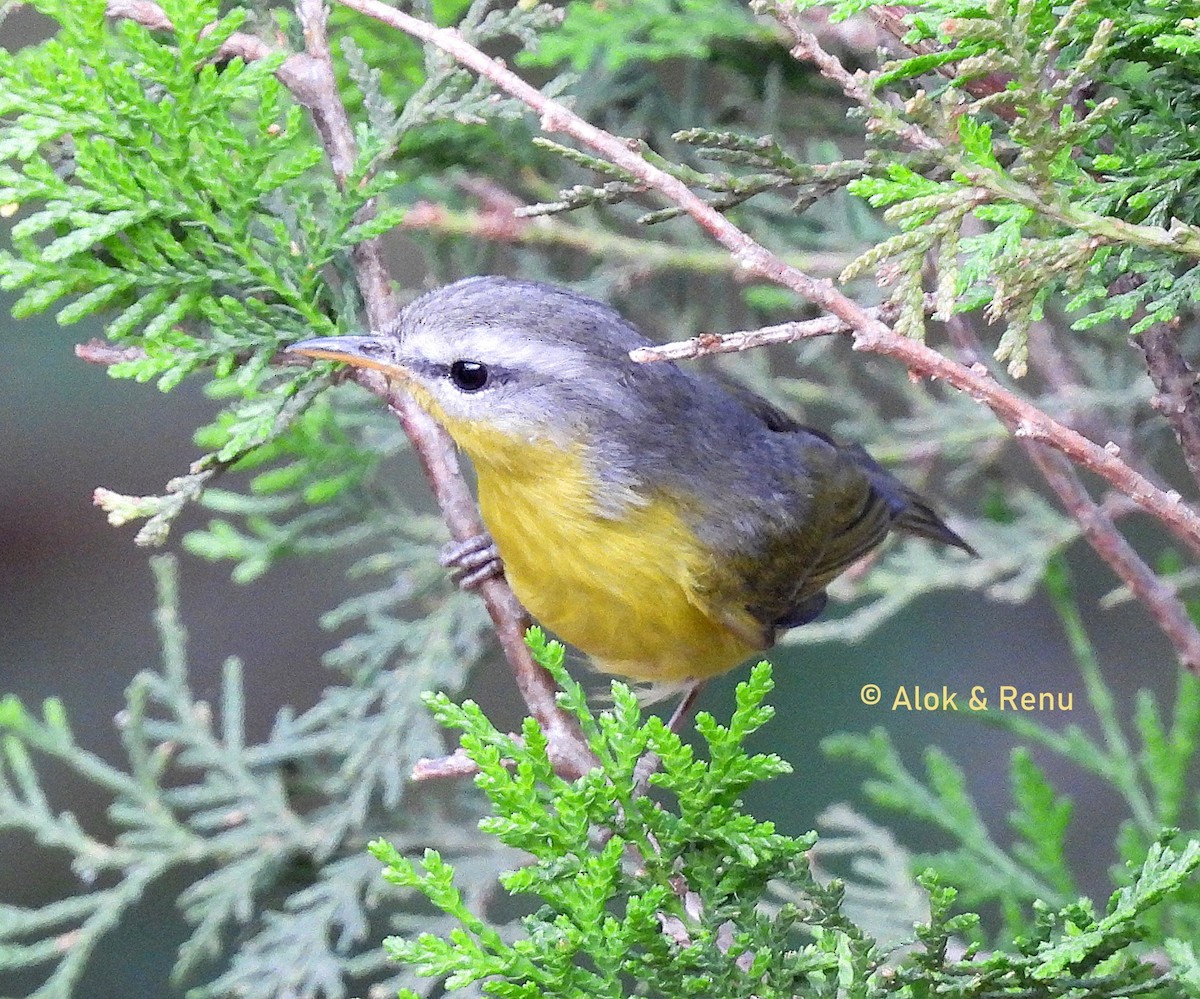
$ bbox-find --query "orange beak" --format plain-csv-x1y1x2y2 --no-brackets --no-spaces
286,335,407,379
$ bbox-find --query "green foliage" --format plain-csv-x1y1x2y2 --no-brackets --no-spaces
0,0,340,375
825,561,1200,942
779,0,1200,371
0,556,499,999
373,632,1200,999
181,389,389,581
519,0,768,71
378,644,814,998
0,0,554,553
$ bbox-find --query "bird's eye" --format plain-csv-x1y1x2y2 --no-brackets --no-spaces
449,359,489,392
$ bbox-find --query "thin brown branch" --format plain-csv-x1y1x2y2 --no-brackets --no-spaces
1135,320,1200,492
330,0,861,298
103,0,593,777
105,0,1200,692
946,318,1200,674
629,303,905,362
105,0,174,31
779,8,941,156
1024,442,1200,672
330,0,1200,562
75,339,147,365
292,0,593,779
867,328,1200,557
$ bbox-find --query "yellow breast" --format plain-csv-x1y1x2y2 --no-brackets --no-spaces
438,414,757,683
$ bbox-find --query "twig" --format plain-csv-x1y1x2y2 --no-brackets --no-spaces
869,6,1017,120
75,339,148,365
332,0,1200,561
945,317,1200,675
1025,318,1172,512
104,0,594,778
1135,320,1200,493
629,682,705,795
297,0,593,779
1026,444,1200,672
400,200,855,279
411,745,486,781
629,306,894,362
105,1,310,82
105,1,174,31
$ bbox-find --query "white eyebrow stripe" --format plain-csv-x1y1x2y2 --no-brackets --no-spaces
403,325,593,382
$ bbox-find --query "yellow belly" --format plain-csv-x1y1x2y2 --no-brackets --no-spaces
445,419,756,682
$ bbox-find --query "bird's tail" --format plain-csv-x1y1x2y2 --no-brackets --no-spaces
841,442,977,557
892,489,977,556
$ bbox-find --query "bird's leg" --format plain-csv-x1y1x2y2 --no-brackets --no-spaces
439,532,504,590
664,681,704,735
631,681,705,794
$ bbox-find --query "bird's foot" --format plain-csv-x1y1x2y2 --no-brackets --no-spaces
440,532,504,590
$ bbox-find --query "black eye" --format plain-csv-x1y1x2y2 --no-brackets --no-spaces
449,360,489,392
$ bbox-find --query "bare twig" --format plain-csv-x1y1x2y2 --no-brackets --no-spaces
103,0,594,777
75,339,148,365
629,306,896,362
400,200,855,280
1135,320,1200,493
105,0,309,80
1025,443,1200,671
946,318,1200,674
105,0,175,32
411,745,486,781
332,0,1200,562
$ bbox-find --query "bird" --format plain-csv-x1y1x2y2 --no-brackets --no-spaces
289,276,973,690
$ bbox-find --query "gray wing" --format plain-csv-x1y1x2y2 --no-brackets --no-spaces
723,378,973,552
692,429,894,649
698,381,969,646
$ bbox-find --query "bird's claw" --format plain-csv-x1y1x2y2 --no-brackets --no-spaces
440,533,504,590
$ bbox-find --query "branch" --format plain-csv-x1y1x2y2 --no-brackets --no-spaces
1024,443,1200,672
946,318,1200,674
1135,320,1200,493
103,0,594,778
105,1,310,83
629,303,900,362
400,199,855,280
75,339,148,365
332,0,1200,564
